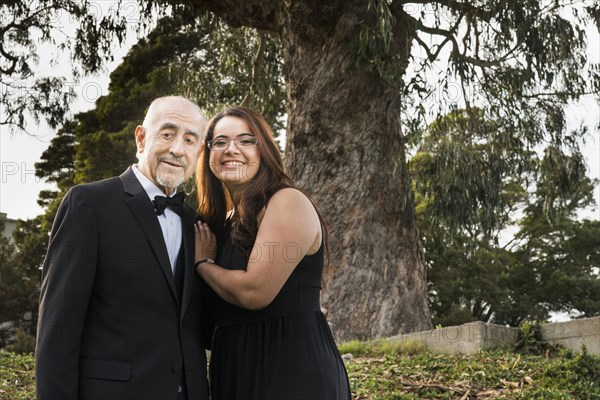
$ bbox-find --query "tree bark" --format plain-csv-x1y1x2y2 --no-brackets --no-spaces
187,0,433,339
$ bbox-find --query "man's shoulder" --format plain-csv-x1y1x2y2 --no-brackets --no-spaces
53,176,125,222
66,175,123,198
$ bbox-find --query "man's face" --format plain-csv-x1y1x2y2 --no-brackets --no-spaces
135,99,205,195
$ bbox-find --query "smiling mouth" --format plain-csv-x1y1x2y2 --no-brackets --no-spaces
223,161,244,167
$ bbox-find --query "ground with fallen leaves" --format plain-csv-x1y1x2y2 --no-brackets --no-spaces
343,347,600,399
1,346,599,399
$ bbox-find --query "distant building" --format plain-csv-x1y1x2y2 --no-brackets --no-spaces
0,212,17,241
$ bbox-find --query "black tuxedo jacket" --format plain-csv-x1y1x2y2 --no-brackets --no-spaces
35,167,209,400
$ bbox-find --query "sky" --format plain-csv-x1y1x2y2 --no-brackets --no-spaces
0,4,599,222
0,60,127,220
0,3,136,221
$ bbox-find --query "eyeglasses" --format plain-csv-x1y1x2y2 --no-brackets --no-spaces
206,135,258,151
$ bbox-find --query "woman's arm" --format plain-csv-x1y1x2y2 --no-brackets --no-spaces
195,188,321,309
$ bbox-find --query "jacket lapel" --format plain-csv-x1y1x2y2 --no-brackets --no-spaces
180,206,196,321
120,167,179,305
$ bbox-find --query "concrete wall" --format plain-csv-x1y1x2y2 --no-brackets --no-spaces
387,321,519,355
541,317,599,355
384,318,599,355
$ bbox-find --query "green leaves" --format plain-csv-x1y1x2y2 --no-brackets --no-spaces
536,146,593,223
355,0,405,81
403,0,599,166
343,347,600,399
411,108,528,237
410,108,599,327
0,0,129,132
0,218,44,347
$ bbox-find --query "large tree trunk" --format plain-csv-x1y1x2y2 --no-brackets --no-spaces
281,2,431,340
188,0,432,340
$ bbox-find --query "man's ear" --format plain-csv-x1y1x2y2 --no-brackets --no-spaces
134,125,146,153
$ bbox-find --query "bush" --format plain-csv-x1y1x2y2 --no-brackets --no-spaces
338,339,426,357
514,320,558,355
5,328,36,355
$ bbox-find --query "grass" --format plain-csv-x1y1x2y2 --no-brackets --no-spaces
2,343,599,399
341,340,600,399
0,351,35,400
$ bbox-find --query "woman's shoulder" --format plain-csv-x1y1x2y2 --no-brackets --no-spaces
268,187,314,210
265,188,322,254
262,188,320,230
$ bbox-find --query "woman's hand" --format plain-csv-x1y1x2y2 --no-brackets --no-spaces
195,222,217,264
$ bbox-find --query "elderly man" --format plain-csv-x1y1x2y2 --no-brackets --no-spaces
36,96,210,400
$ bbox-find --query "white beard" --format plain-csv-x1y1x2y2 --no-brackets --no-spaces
156,168,185,191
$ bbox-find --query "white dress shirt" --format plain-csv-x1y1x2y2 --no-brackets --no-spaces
132,165,182,273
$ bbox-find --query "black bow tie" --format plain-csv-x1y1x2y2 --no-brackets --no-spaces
153,192,185,216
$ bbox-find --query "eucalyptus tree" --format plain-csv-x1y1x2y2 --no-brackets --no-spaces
411,109,599,327
166,0,600,339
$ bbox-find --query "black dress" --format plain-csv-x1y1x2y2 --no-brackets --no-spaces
203,222,351,400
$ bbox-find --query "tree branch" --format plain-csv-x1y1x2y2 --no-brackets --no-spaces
413,11,464,63
415,20,520,68
240,30,266,107
396,0,494,22
521,90,596,99
0,5,56,75
175,0,282,32
393,1,523,70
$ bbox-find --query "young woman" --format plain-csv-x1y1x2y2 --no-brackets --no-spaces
195,107,350,399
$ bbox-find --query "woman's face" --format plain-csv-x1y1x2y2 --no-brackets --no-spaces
209,116,261,191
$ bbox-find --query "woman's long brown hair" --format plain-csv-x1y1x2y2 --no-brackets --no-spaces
196,107,328,260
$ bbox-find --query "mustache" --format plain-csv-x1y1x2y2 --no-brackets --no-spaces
159,156,187,168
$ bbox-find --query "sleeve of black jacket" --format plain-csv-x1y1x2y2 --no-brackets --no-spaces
35,186,98,400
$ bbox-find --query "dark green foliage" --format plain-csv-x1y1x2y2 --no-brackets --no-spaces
0,220,43,348
355,0,411,81
411,109,530,236
34,121,76,209
161,16,285,128
5,328,36,355
411,109,599,327
0,230,24,327
514,321,557,355
508,215,600,322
